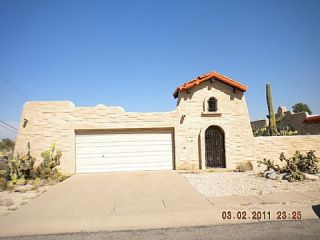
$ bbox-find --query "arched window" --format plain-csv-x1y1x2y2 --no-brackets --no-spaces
208,97,217,112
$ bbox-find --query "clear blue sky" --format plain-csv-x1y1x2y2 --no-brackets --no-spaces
1,0,319,139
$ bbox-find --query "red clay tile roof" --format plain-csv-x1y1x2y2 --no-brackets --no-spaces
303,115,320,124
173,71,248,98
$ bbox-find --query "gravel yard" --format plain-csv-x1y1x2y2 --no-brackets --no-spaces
183,172,320,197
0,185,52,217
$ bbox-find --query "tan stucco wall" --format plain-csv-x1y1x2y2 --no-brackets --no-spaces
174,80,255,170
254,135,320,168
14,80,320,174
15,102,178,174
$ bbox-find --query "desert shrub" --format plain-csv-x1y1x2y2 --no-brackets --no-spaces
29,177,47,190
258,158,281,172
253,127,269,137
253,126,298,137
0,139,15,153
235,161,253,172
296,150,318,174
258,150,319,182
278,152,305,181
48,169,68,181
277,126,298,136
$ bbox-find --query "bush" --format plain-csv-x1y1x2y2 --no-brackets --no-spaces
235,161,253,172
253,127,269,137
0,139,15,152
278,152,305,182
3,143,66,191
258,150,319,182
296,150,318,174
253,126,298,137
257,158,281,172
277,126,298,136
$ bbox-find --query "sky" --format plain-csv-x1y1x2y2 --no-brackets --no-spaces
0,0,319,139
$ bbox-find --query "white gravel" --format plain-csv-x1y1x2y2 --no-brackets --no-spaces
183,172,320,197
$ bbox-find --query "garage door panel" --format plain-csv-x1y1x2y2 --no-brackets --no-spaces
76,133,171,143
76,155,172,165
76,152,172,159
76,130,173,173
76,145,172,155
76,140,171,148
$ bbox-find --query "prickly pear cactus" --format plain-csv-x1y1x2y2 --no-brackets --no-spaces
0,177,7,191
19,142,36,179
36,144,62,179
7,142,36,184
8,159,20,180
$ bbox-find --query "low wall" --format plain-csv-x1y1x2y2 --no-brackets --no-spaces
251,119,267,130
254,135,320,167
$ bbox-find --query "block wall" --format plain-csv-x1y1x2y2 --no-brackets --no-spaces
254,135,320,167
15,102,178,174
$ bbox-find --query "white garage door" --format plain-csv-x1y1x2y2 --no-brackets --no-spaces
75,130,174,173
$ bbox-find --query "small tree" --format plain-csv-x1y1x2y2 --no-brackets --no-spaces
0,139,15,151
292,103,312,115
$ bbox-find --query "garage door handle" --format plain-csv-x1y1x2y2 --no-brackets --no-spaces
102,155,105,158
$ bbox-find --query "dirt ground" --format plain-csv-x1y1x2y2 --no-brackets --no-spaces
0,185,53,217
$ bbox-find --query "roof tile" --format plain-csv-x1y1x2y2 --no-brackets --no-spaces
303,115,320,124
173,71,247,98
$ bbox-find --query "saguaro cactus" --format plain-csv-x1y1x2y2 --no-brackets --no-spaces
266,83,278,136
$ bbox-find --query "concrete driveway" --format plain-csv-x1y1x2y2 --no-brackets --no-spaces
1,171,319,237
0,171,217,237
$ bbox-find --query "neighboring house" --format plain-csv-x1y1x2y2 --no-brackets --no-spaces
14,71,320,174
251,106,320,135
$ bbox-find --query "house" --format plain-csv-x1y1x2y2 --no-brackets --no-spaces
14,71,320,174
251,106,320,135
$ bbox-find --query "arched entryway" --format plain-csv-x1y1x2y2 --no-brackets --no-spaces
205,126,226,168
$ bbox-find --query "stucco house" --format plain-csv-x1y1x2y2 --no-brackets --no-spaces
251,106,320,135
14,71,320,174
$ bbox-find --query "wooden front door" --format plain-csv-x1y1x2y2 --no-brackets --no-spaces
205,126,226,168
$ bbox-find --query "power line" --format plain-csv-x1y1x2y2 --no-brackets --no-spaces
0,105,20,116
0,122,17,133
0,98,23,113
0,108,20,128
0,120,18,131
0,75,29,101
